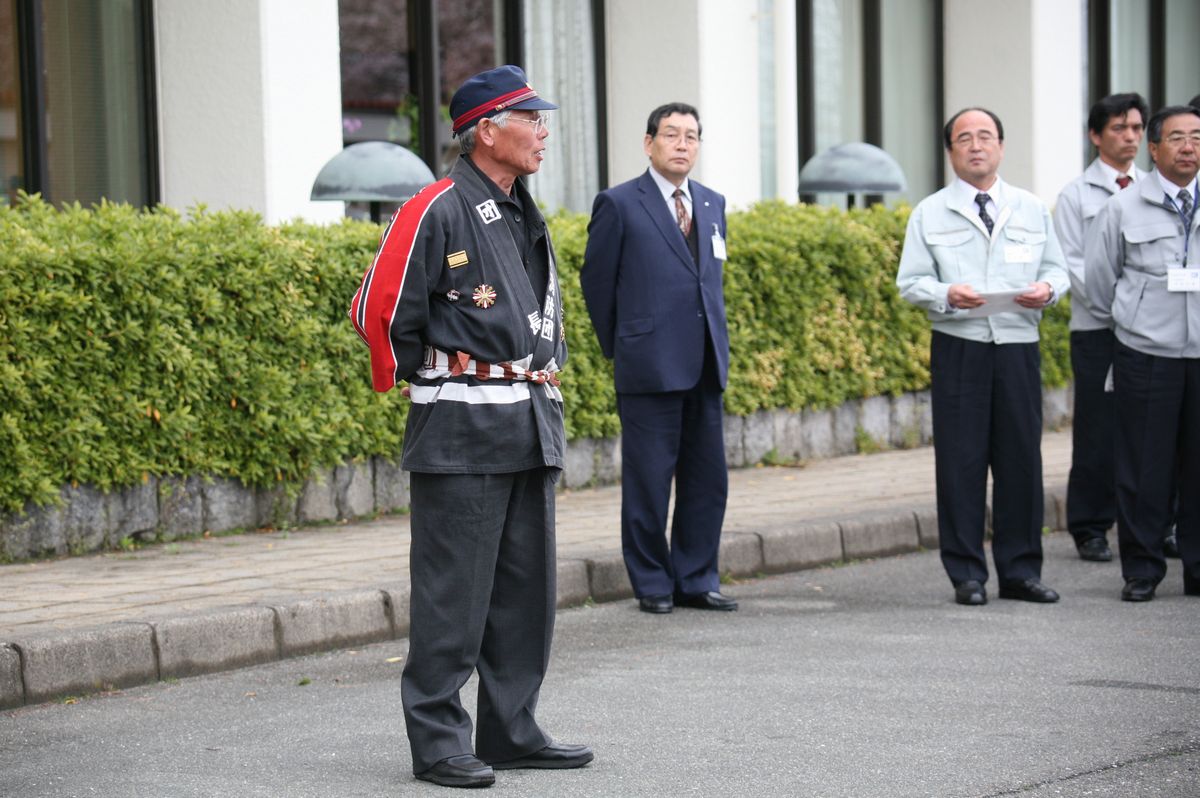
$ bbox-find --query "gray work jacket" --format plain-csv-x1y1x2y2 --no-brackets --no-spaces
897,178,1069,345
1085,172,1200,358
1054,159,1147,331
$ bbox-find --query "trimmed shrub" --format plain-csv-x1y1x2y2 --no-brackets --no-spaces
0,194,1070,514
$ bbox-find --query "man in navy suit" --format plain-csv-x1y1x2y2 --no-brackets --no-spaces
580,102,735,614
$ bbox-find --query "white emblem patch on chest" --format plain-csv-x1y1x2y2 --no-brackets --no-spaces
475,199,502,225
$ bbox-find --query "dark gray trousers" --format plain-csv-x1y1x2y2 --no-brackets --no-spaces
401,469,556,773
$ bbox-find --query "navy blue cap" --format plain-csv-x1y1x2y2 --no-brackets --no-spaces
450,65,557,136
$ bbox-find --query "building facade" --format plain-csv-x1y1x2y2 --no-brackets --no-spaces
2,0,1197,222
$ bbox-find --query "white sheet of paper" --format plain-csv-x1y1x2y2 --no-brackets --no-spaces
960,288,1029,318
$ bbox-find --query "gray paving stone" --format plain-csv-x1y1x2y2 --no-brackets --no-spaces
594,436,621,484
380,583,411,638
718,532,764,577
255,485,298,529
562,438,596,489
1043,386,1071,430
889,392,923,449
158,476,204,541
15,624,158,703
273,590,392,658
916,390,934,444
1,499,64,560
335,460,374,519
801,408,835,459
155,607,278,679
62,484,109,555
1046,481,1067,531
758,521,843,572
723,414,746,468
373,457,410,513
771,410,804,462
742,411,775,466
110,479,158,543
0,644,23,709
833,400,859,455
913,503,940,549
587,554,633,602
858,396,891,452
556,559,590,608
203,477,257,533
841,511,920,559
296,469,338,524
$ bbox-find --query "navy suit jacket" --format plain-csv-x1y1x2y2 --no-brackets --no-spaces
580,169,730,394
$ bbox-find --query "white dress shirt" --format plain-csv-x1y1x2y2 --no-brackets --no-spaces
648,166,691,223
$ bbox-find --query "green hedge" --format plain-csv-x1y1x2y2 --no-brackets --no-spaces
0,194,1070,514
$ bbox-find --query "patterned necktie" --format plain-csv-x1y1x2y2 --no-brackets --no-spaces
1178,188,1193,220
672,188,691,237
1116,175,1132,190
975,192,994,236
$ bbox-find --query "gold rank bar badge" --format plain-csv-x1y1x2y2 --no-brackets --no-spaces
447,250,469,269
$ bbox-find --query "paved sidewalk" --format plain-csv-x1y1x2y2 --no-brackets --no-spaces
0,430,1073,708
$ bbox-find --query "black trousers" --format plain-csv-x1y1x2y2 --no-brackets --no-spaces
617,347,727,598
401,469,556,773
930,332,1045,586
1067,329,1116,543
1112,342,1200,589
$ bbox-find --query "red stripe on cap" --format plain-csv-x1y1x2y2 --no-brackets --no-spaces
349,177,455,393
453,87,539,131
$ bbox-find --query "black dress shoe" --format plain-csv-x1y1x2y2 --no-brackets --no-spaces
1076,537,1113,562
1164,533,1180,559
675,591,738,611
998,578,1060,603
1121,578,1157,602
954,580,987,606
415,755,495,788
638,595,672,614
489,742,594,770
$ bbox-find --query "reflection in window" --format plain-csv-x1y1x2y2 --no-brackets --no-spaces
881,0,938,203
41,0,152,206
0,0,21,206
1165,0,1200,107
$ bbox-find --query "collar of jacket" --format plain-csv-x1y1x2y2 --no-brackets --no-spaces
453,156,547,236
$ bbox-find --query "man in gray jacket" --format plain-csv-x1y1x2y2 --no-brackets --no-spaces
1054,93,1147,563
1085,104,1200,602
897,108,1069,607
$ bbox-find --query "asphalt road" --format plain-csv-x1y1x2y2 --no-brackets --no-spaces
2,533,1197,798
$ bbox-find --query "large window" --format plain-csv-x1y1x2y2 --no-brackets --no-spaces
798,0,942,207
2,0,156,207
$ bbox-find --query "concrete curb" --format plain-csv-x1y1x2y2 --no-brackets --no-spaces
0,482,1067,709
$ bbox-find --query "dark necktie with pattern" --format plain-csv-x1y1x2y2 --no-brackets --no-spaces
1178,188,1193,221
975,192,994,236
1116,175,1132,189
672,188,691,237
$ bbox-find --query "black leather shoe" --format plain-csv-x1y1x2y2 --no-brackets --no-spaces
954,580,987,606
415,755,495,788
1076,537,1113,562
1121,578,1157,602
998,578,1060,603
638,595,672,614
675,591,738,611
490,742,594,770
1164,532,1180,559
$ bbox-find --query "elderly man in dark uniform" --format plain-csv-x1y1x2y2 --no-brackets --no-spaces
349,65,592,788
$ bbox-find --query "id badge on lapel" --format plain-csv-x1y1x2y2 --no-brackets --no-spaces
711,224,727,261
1167,267,1200,292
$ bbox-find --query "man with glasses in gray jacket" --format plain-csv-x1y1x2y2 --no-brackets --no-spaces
1086,104,1200,602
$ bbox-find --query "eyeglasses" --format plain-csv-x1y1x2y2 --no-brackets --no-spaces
506,113,550,134
656,129,701,146
1163,132,1200,146
953,132,998,148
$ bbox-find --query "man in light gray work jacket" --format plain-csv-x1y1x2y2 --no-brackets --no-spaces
898,108,1070,607
1085,104,1200,602
1054,93,1148,564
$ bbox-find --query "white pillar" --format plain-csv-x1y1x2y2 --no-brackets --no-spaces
943,0,1083,204
155,0,344,223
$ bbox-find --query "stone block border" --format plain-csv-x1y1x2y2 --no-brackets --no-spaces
0,387,1072,562
0,482,1067,709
